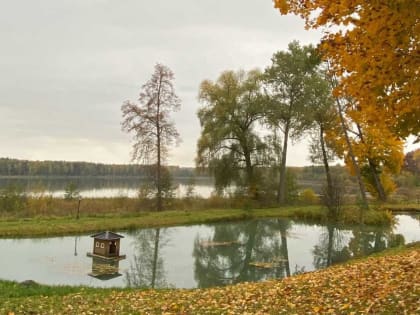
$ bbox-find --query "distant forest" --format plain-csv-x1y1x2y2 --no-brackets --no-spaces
1,154,417,187
0,158,196,178
0,157,345,183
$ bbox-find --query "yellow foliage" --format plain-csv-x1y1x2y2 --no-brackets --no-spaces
273,0,420,139
300,188,319,205
274,0,419,183
365,171,397,200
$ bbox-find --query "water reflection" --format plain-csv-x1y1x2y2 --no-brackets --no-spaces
124,228,170,288
348,226,405,257
312,225,351,269
312,224,406,270
0,215,417,288
74,237,78,256
193,219,295,288
193,219,409,288
89,258,122,280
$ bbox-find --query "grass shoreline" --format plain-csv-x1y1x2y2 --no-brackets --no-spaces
0,205,400,238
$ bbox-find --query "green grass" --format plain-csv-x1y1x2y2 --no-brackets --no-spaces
381,203,420,212
0,280,114,299
0,205,394,238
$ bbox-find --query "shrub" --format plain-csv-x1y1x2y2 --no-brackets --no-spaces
299,188,319,205
0,185,27,213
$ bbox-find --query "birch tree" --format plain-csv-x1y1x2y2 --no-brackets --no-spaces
121,63,181,211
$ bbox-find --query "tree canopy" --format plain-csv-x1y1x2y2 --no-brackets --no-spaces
264,41,321,203
121,63,181,210
274,0,420,140
196,69,266,196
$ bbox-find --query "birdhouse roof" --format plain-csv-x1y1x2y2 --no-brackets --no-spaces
90,231,124,240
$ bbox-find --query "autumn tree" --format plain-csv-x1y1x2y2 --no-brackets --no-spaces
273,1,419,204
326,72,370,211
273,1,420,139
305,70,339,216
196,69,266,197
325,69,403,204
121,63,181,211
264,41,320,204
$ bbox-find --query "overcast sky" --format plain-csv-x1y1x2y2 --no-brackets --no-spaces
1,0,330,167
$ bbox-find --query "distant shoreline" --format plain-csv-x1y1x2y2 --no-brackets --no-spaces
0,175,212,180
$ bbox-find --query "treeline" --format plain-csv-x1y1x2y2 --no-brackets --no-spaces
0,158,196,178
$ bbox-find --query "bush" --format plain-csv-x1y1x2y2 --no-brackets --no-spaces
285,170,299,204
299,188,319,205
0,185,27,213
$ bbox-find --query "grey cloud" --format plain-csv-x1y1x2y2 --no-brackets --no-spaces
0,0,322,166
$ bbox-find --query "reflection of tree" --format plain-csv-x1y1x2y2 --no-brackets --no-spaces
313,224,406,270
74,237,78,256
313,225,350,269
278,219,291,277
124,228,170,288
348,225,405,258
193,219,292,288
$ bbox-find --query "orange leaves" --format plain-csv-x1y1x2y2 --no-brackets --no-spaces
275,0,420,138
273,0,289,14
34,247,412,314
275,2,418,199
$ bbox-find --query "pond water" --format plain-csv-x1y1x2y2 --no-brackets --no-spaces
0,215,418,289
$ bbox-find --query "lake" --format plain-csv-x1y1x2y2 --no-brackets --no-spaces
0,177,214,198
0,215,418,289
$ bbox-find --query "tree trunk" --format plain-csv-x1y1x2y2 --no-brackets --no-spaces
277,121,290,204
332,87,369,223
157,139,162,211
328,63,369,216
368,159,387,202
336,97,369,216
244,148,255,198
319,125,335,216
156,77,163,211
355,124,387,202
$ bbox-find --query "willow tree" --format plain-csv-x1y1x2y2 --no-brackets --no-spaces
264,42,320,204
121,63,181,211
196,69,266,197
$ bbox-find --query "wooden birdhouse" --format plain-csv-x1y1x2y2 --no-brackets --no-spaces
87,231,126,260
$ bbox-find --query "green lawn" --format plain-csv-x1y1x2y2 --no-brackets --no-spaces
0,205,394,238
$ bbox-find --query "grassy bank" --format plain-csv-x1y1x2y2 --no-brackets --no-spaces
380,203,420,213
0,205,394,238
1,243,418,314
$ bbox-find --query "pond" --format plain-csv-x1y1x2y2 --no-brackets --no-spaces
0,215,418,289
